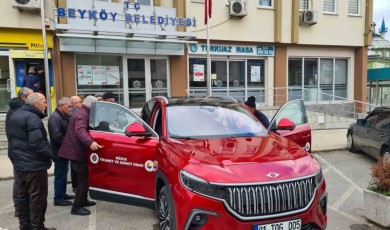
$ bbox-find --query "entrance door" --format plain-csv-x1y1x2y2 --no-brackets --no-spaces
127,58,168,108
0,54,11,113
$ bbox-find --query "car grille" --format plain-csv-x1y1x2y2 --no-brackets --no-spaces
224,177,316,219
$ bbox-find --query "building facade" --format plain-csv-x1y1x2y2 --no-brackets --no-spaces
52,0,372,111
0,0,55,113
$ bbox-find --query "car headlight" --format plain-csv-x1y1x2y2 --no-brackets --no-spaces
314,168,323,187
180,171,227,199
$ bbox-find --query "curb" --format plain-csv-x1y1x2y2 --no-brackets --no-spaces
0,172,55,181
311,147,348,153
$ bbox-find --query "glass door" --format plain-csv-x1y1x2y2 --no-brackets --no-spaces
0,55,11,113
127,58,169,108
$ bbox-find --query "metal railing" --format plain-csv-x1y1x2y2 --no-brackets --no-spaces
187,87,381,119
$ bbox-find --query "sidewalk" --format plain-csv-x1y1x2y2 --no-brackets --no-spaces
0,129,348,180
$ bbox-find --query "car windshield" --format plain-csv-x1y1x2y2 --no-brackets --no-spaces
166,103,267,139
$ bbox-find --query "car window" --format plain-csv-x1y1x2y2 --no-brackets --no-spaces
375,111,390,130
93,102,138,134
166,103,267,139
270,100,306,129
141,101,156,124
365,109,381,127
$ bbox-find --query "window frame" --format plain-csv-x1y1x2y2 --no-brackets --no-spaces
258,0,273,9
323,0,337,14
348,0,361,16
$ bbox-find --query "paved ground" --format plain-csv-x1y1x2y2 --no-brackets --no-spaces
0,149,386,230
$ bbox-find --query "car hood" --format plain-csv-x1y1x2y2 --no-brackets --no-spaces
165,133,320,183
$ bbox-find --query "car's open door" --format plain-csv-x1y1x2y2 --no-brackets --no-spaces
268,99,312,152
87,101,159,207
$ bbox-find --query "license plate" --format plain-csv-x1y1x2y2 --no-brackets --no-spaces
253,219,301,230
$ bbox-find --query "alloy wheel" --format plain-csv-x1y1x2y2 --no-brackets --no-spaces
347,134,352,149
159,193,170,230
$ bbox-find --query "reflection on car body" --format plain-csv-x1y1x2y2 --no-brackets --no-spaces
347,106,390,159
87,97,326,230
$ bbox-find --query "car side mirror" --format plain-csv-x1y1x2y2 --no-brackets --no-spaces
125,122,152,137
275,118,296,131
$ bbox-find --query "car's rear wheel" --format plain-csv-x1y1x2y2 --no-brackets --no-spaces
381,147,390,161
347,133,359,153
158,186,176,230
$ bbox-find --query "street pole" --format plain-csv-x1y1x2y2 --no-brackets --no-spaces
206,1,211,97
40,0,51,114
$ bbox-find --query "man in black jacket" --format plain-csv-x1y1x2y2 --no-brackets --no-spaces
8,93,56,230
49,97,74,206
5,87,32,217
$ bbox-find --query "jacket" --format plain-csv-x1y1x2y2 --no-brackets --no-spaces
48,108,70,158
5,97,24,160
254,110,270,129
8,104,53,171
58,106,94,162
22,73,40,92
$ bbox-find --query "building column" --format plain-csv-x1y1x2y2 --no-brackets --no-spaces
170,49,188,97
354,46,368,113
274,46,288,106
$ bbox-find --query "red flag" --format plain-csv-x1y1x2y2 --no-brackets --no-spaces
204,0,212,25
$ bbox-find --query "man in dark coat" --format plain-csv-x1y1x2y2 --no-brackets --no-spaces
48,97,75,207
58,95,101,216
5,87,33,217
245,96,270,128
22,66,40,92
35,65,47,96
8,93,56,230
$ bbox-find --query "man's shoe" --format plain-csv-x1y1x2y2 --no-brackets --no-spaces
65,194,75,200
84,200,96,207
54,200,73,206
71,207,91,216
44,227,57,230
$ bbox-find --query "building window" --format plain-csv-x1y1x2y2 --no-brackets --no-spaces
288,57,348,102
259,0,272,7
348,0,360,15
75,54,124,104
189,58,265,103
299,0,309,10
323,0,336,13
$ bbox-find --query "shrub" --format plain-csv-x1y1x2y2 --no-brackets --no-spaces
367,156,390,196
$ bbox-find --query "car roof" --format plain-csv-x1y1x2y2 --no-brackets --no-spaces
156,96,239,106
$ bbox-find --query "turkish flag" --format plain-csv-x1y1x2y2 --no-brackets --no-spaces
204,0,212,25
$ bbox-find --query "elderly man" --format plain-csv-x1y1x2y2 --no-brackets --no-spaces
69,95,83,191
5,87,33,217
48,97,75,207
8,93,56,230
59,96,101,216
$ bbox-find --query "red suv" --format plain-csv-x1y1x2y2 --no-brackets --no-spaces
88,97,326,230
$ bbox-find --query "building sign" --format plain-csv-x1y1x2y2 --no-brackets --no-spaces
56,0,197,30
188,44,275,57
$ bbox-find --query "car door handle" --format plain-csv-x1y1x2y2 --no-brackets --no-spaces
366,130,370,133
381,133,385,138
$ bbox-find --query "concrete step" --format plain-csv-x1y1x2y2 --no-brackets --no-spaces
0,139,8,146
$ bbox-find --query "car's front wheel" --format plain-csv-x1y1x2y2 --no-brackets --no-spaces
158,186,176,230
347,132,359,153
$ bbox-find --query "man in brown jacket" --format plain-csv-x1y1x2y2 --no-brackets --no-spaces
58,95,101,216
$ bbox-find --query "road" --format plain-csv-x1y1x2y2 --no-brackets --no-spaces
0,150,386,230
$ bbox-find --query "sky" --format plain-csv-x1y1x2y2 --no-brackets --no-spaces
373,0,390,39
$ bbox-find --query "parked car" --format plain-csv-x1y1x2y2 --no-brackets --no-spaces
347,106,390,159
87,97,327,230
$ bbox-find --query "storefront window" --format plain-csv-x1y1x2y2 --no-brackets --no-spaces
320,58,333,101
0,55,10,113
335,59,347,99
288,57,349,102
151,59,168,98
189,58,265,103
75,54,123,104
128,59,146,108
288,58,303,100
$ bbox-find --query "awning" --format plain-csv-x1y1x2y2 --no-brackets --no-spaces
368,67,390,81
56,24,197,55
0,28,53,50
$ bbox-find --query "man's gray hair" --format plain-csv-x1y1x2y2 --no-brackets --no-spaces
18,87,32,98
83,95,98,108
25,93,42,105
58,97,71,106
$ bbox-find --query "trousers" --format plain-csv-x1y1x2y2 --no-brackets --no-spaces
15,170,48,230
